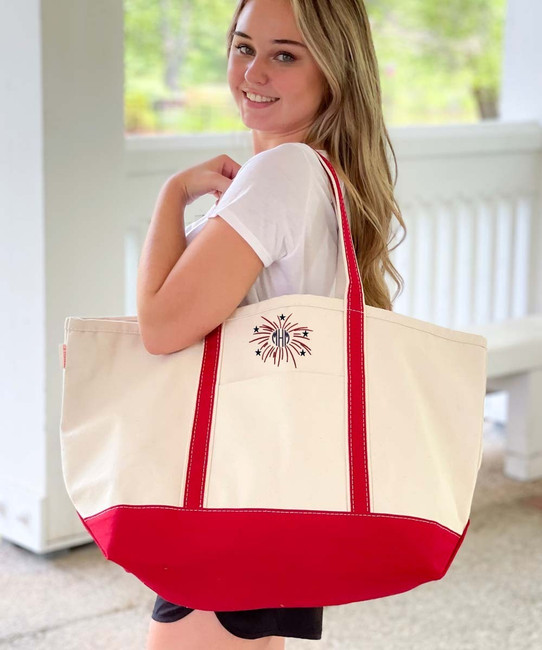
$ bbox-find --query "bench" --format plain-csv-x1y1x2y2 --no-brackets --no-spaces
465,314,542,481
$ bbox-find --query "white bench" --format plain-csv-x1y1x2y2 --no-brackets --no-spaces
465,314,542,481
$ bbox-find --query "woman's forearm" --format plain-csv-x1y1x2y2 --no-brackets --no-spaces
136,174,188,316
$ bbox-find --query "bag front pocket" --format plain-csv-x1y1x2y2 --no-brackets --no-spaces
205,371,348,512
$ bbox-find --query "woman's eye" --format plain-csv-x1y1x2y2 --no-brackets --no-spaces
235,44,252,56
277,52,296,63
234,44,295,63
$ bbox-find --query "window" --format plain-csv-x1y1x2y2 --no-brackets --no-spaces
124,0,507,135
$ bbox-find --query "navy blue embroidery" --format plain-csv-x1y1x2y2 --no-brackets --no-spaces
249,313,313,368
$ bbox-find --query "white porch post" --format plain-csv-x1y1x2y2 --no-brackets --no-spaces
0,0,125,552
493,0,542,480
500,0,542,315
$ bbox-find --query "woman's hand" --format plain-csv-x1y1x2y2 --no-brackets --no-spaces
172,154,242,207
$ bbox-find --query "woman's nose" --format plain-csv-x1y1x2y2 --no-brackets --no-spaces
244,59,269,84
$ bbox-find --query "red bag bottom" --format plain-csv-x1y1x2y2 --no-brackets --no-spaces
80,505,469,610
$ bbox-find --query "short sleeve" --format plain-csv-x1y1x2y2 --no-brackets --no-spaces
205,143,315,268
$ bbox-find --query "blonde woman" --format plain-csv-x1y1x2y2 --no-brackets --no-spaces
138,0,405,647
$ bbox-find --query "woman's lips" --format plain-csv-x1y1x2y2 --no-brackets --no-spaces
242,91,280,108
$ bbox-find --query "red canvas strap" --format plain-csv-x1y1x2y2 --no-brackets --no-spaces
184,149,369,514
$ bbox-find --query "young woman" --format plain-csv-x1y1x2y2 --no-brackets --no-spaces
138,0,405,647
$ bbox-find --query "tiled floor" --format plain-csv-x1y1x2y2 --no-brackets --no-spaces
1,422,541,649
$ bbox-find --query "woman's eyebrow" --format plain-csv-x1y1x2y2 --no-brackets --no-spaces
233,30,307,48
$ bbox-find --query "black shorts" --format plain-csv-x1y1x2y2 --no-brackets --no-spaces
151,594,323,640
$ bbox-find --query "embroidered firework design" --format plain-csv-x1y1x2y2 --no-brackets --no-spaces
249,313,313,368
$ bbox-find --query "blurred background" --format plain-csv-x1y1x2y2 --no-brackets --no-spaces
123,0,507,134
0,0,541,648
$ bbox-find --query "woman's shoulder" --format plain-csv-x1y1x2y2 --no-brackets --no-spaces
238,143,330,195
243,142,325,172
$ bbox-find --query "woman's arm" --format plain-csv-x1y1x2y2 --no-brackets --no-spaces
137,154,240,314
137,174,188,304
136,158,263,356
136,175,189,350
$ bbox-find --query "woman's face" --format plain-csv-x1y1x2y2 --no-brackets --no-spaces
228,0,326,153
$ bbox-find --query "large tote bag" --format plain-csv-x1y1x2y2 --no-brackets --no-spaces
59,149,487,611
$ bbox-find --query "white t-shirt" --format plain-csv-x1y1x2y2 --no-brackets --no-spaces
184,142,348,307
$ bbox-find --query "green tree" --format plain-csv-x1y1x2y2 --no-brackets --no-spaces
368,0,506,120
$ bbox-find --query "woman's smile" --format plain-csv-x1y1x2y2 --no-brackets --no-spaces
242,90,280,108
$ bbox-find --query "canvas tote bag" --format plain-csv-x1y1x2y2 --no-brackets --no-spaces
58,148,488,611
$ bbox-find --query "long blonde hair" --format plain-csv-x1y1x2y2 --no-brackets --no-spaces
226,0,406,310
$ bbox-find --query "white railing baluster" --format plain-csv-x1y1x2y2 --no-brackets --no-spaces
494,196,512,321
486,197,499,323
464,199,478,327
426,202,439,322
526,191,542,314
450,199,459,327
405,203,417,318
509,195,520,319
413,201,432,322
511,195,531,317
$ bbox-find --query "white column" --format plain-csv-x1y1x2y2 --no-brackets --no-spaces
500,0,542,314
500,0,542,122
0,0,125,552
